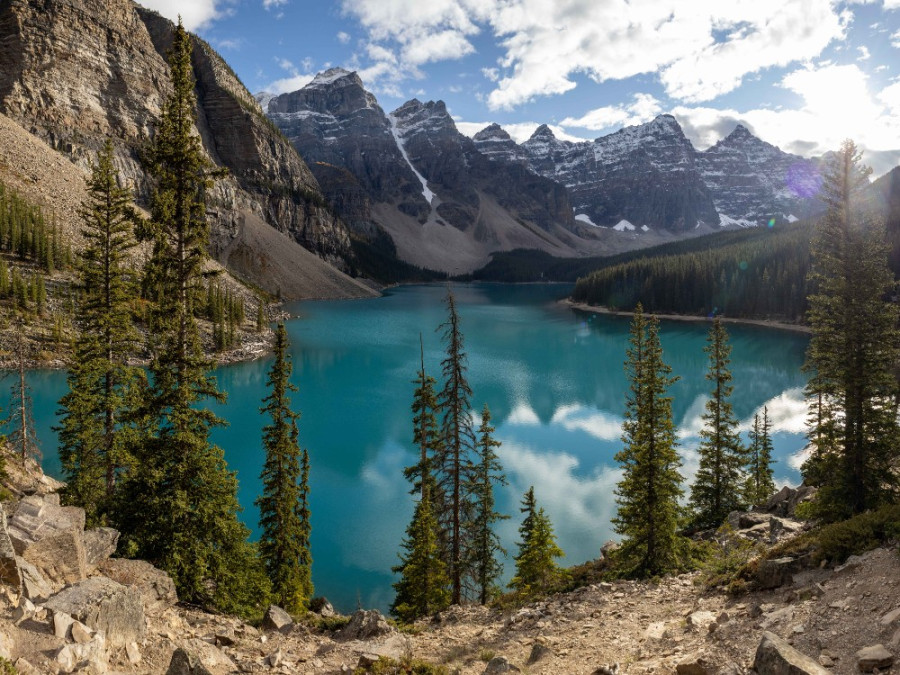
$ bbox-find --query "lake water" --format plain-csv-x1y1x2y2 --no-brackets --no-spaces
6,283,810,613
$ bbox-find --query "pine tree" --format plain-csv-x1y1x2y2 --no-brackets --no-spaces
612,305,687,577
7,330,39,463
467,404,507,605
56,139,143,526
391,484,451,622
509,488,564,596
689,318,746,528
745,407,776,506
803,140,900,521
115,21,269,616
434,289,476,604
256,323,313,613
404,334,442,498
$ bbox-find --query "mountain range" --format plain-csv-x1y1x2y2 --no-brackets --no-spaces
0,0,892,291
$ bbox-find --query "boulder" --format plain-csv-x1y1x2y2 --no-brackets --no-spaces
600,540,620,559
757,557,799,590
15,556,52,601
55,632,107,674
261,604,293,633
855,645,893,672
881,607,900,626
7,494,87,587
483,656,519,674
0,510,21,593
764,485,817,518
686,610,717,632
44,576,146,649
338,609,394,641
82,528,119,572
753,631,828,674
52,610,74,639
166,647,215,675
356,653,380,670
309,596,336,617
99,557,178,612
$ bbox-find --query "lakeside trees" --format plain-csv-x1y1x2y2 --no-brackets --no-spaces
509,486,564,597
613,305,687,577
257,323,312,613
745,408,775,507
689,319,746,528
802,140,900,521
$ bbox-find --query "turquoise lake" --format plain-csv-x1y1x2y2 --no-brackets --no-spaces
8,283,810,613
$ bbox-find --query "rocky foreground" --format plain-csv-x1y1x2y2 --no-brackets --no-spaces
0,459,896,674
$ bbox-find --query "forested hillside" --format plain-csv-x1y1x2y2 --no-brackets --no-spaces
571,223,812,320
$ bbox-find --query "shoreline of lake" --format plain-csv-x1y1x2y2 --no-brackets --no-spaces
563,299,812,334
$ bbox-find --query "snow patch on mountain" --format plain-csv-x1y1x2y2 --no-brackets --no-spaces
389,113,435,205
786,214,799,223
575,213,598,227
718,214,758,228
613,219,636,232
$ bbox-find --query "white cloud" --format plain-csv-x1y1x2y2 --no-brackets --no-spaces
481,67,500,82
740,388,808,435
561,93,663,132
263,0,287,9
337,31,351,44
136,0,223,30
672,63,900,174
858,45,871,60
892,29,900,47
264,56,315,95
549,404,622,442
342,0,848,110
506,403,540,425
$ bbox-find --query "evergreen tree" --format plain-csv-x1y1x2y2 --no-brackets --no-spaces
115,21,269,616
467,404,507,605
256,323,313,613
689,319,746,528
434,289,476,604
745,407,776,506
7,330,39,463
56,139,143,526
803,140,900,520
509,488,564,596
612,305,687,577
391,484,451,622
404,334,442,498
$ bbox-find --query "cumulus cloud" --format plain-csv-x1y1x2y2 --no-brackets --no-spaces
136,0,224,30
549,404,622,442
263,56,315,95
263,0,287,9
561,93,663,132
671,63,900,174
341,0,847,110
892,29,900,47
337,31,351,44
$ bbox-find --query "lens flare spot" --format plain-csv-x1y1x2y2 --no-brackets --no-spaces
768,219,776,228
739,260,748,271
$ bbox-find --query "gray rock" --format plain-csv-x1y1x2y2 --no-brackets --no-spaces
600,540,620,558
763,485,817,518
526,642,554,665
268,648,284,668
309,596,336,617
356,652,381,670
687,610,717,631
881,607,900,626
126,641,141,664
0,510,21,593
855,645,893,672
262,604,293,633
337,609,395,641
16,556,52,601
13,658,38,675
757,557,798,590
591,665,619,675
55,632,107,674
52,610,74,639
753,631,828,674
99,557,178,612
7,494,87,588
166,647,215,675
44,576,146,649
71,619,92,644
82,527,118,572
483,656,519,674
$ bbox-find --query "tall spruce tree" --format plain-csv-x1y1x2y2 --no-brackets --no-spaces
435,289,476,604
803,140,900,520
7,330,39,463
689,318,746,528
745,407,775,506
404,334,442,498
467,404,507,604
115,21,269,616
56,139,142,526
256,323,313,613
509,487,564,596
391,482,451,622
612,305,687,577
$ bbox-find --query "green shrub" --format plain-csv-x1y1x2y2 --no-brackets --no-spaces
813,504,900,564
353,655,448,675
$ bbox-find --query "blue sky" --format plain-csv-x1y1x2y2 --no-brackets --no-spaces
139,0,900,174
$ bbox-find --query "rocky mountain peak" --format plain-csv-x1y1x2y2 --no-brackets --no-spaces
529,124,557,141
725,123,755,143
307,67,359,89
391,99,456,138
473,123,512,142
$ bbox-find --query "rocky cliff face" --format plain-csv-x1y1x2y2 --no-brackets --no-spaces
697,124,823,225
0,0,355,289
520,115,720,232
